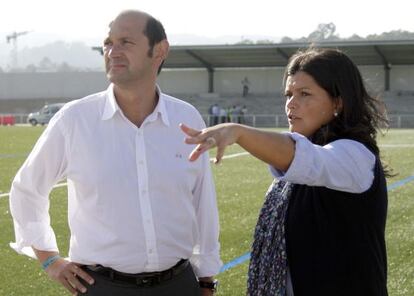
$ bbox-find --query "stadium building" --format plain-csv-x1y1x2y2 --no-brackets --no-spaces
1,40,414,127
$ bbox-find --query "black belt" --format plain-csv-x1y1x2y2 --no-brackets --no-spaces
83,259,189,287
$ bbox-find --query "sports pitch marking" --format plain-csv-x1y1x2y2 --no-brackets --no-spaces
0,151,250,160
0,152,249,198
1,151,414,274
219,174,414,273
1,143,413,160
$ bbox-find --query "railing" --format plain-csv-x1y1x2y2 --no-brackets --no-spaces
202,114,414,128
202,114,289,128
2,113,414,128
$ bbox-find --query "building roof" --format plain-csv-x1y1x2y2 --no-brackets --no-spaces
164,39,414,69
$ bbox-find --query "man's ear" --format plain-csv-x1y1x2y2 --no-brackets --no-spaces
154,39,169,61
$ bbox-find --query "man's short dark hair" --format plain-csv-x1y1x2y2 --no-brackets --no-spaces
144,16,167,74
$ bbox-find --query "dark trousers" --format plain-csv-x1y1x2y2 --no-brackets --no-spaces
80,263,201,296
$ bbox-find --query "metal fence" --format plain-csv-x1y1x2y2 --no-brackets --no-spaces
2,113,414,128
202,114,414,129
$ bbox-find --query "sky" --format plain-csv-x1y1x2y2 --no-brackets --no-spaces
1,0,413,48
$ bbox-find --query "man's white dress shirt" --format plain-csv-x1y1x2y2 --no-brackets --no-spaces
10,84,222,277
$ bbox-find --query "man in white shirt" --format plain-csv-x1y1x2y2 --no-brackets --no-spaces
9,10,221,296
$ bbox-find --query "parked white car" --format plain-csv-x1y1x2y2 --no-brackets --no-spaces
27,103,65,126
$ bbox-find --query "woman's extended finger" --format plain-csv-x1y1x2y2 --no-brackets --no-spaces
179,123,201,137
189,145,203,162
214,144,226,164
188,136,217,162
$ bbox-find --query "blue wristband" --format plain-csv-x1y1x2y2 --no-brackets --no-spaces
42,255,61,270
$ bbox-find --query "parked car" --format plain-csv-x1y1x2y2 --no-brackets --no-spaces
27,103,65,126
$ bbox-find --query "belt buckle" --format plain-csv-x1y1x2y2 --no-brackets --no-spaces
136,276,160,287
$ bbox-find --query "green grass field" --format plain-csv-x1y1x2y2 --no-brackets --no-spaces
0,126,413,295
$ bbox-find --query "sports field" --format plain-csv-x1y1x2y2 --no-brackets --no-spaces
0,126,413,295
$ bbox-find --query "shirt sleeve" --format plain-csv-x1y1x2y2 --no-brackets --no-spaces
9,111,68,257
189,116,222,277
270,132,376,193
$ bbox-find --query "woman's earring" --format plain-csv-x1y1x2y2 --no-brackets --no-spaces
334,111,338,117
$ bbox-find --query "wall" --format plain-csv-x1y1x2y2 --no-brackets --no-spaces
158,69,208,94
0,72,108,100
359,65,385,93
391,65,414,91
359,65,414,94
213,67,284,95
1,65,413,100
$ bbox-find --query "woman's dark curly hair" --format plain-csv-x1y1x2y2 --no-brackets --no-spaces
283,47,389,157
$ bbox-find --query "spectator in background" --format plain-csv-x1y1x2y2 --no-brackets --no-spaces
10,9,221,296
181,48,389,296
219,107,227,123
212,103,220,126
208,104,214,126
242,76,250,97
225,106,231,123
240,105,248,124
230,105,241,123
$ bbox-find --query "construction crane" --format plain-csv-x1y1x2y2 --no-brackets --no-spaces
6,31,31,69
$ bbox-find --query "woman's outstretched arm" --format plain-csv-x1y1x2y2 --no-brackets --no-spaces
180,123,295,172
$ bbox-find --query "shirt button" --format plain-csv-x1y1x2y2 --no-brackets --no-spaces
148,249,153,254
138,160,144,165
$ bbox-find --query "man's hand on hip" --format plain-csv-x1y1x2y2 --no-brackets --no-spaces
45,258,94,295
33,247,94,295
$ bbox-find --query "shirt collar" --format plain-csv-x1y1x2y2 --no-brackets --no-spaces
102,84,120,121
101,84,170,127
147,85,170,126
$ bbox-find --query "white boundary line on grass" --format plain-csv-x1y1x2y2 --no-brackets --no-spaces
0,151,251,199
2,145,412,198
2,144,414,199
1,144,413,160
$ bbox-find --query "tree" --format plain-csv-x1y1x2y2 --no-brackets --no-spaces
256,39,275,44
366,30,414,40
236,38,254,45
308,22,338,41
280,36,294,43
346,34,364,41
57,62,73,72
25,64,37,72
38,57,56,71
279,23,414,44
